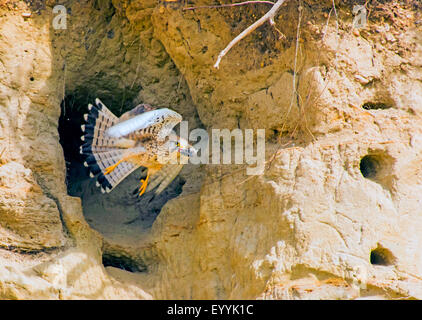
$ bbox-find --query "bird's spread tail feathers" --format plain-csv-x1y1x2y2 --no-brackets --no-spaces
80,98,140,193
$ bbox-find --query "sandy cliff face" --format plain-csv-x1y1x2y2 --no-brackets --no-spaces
0,0,421,299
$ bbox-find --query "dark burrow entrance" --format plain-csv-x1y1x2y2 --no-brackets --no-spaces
58,93,186,238
359,152,395,190
370,245,396,266
102,253,147,273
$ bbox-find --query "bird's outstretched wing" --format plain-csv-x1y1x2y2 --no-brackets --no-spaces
118,103,156,123
106,108,182,140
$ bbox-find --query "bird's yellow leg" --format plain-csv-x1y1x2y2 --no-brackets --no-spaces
138,171,150,196
104,159,124,175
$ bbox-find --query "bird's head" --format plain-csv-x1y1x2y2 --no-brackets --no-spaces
168,134,197,158
159,133,196,164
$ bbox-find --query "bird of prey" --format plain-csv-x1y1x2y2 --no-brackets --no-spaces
80,98,196,196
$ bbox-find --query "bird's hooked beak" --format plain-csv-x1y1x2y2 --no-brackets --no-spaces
179,145,197,158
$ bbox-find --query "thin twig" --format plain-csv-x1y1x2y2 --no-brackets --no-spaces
183,1,275,11
269,2,302,162
176,65,186,92
279,2,302,134
288,4,302,114
332,0,339,35
213,0,288,69
130,37,142,91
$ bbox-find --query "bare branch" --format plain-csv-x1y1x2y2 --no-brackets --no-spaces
183,1,275,11
213,0,288,69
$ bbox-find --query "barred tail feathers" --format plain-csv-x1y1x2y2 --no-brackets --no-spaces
80,98,140,193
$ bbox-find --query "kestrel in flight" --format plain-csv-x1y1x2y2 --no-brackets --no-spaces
80,98,196,196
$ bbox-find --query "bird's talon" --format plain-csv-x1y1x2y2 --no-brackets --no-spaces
104,160,123,175
104,167,113,175
138,172,150,197
138,184,147,196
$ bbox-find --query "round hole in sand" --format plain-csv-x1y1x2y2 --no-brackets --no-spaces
360,155,379,179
